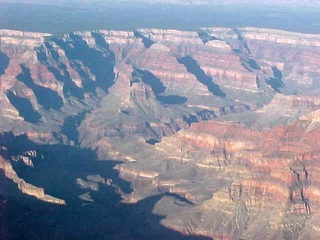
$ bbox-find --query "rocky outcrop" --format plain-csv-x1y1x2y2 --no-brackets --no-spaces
2,27,320,142
105,113,320,239
2,27,320,239
0,155,65,204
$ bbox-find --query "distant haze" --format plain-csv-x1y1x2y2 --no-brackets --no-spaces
0,0,319,7
0,0,320,34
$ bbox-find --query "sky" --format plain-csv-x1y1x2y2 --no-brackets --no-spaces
0,0,319,7
1,0,320,34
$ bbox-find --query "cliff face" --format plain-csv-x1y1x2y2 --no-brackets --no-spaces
2,27,320,239
111,115,320,239
2,27,320,141
0,146,65,205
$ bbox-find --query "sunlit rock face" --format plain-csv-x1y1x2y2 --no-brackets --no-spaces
2,27,320,239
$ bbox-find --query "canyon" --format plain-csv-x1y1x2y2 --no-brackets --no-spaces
1,26,320,239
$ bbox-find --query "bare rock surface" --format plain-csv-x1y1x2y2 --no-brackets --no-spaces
2,27,320,239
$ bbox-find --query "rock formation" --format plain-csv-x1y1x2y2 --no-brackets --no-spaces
1,27,320,239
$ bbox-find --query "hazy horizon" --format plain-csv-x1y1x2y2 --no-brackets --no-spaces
0,1,320,34
0,0,320,7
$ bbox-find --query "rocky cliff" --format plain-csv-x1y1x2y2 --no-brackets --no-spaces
1,27,320,239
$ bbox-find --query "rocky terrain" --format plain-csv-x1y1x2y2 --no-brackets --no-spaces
1,27,320,239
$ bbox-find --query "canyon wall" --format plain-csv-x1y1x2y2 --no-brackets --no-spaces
1,27,320,239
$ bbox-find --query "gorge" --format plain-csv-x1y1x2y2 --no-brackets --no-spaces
1,26,320,239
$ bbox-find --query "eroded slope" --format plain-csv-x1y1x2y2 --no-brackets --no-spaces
1,27,320,239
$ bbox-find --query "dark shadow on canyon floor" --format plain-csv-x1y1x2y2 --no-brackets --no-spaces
35,42,86,100
52,32,116,94
133,30,155,49
0,52,9,76
5,91,41,124
16,66,64,111
266,66,284,92
0,132,210,240
177,56,226,98
132,68,188,105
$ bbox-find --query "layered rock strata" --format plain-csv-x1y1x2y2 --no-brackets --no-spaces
1,27,320,239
